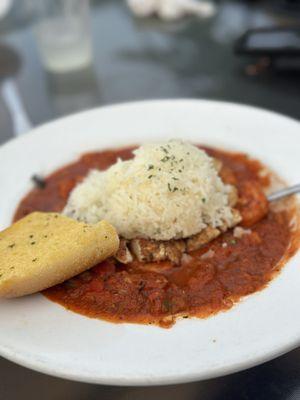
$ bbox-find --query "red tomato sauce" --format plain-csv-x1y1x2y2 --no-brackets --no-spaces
14,146,299,327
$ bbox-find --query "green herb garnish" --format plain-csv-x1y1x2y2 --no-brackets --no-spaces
161,146,169,154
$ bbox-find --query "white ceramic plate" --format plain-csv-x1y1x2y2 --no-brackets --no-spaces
0,100,299,386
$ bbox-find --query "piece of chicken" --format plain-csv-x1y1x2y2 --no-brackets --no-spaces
186,226,220,252
115,239,133,264
114,161,267,265
187,209,241,251
130,238,186,264
115,209,241,266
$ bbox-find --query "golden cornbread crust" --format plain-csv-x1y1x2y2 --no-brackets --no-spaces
0,212,119,298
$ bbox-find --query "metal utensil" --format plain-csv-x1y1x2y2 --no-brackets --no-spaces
268,183,300,202
0,44,32,136
1,78,32,136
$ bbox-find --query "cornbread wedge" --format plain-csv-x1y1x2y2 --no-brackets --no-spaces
0,212,119,298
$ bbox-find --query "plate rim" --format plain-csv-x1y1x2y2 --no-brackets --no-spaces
0,321,299,386
0,98,299,386
1,98,300,152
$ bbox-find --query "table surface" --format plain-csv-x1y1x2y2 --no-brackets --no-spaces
0,0,299,399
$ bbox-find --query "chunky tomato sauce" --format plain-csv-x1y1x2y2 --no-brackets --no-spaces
14,146,299,327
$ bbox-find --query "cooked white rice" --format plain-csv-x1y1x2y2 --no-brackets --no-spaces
63,140,236,240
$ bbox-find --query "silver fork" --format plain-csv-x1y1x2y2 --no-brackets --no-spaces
268,183,300,202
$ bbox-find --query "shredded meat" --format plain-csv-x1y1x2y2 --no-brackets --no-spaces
186,227,220,252
116,208,242,265
115,239,133,264
130,238,186,264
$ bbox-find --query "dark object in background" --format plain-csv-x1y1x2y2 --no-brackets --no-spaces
235,27,300,56
235,27,300,73
31,175,46,189
279,0,300,11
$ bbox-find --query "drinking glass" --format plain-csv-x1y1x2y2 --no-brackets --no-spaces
34,0,92,73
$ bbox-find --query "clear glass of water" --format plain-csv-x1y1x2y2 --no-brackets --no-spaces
34,0,92,73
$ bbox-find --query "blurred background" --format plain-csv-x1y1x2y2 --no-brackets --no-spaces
0,0,299,141
0,0,300,399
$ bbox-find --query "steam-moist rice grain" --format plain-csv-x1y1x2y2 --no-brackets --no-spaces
64,140,237,240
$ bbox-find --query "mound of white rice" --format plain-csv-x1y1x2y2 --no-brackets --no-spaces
63,140,235,240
